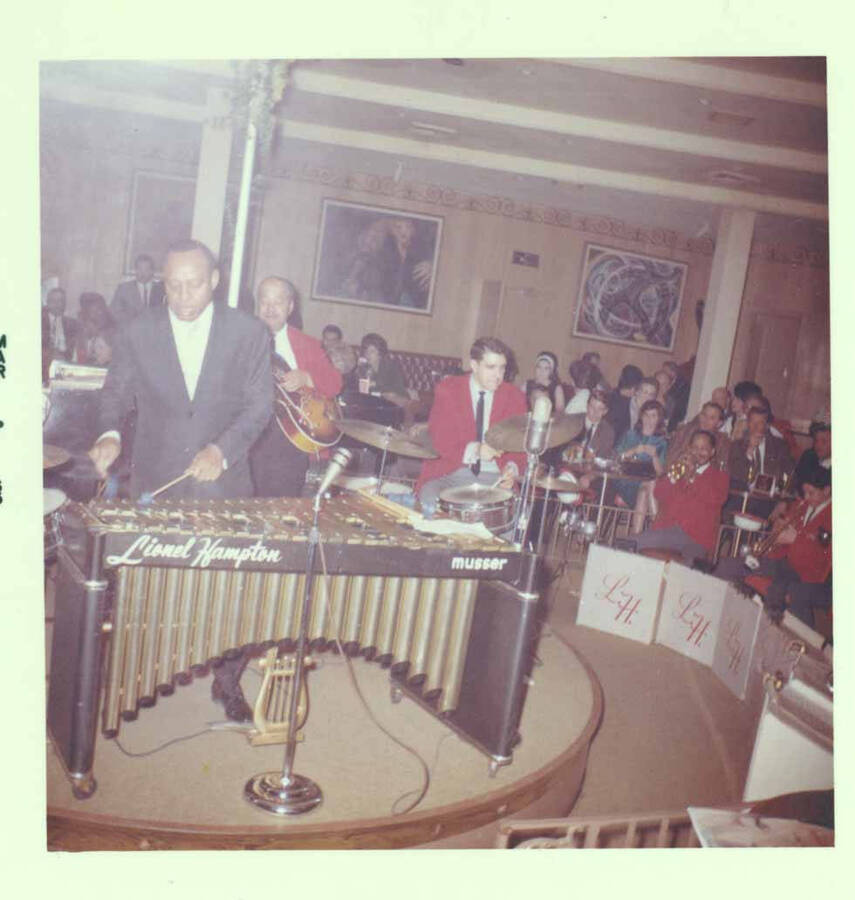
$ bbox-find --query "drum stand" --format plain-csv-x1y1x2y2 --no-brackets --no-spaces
243,493,327,816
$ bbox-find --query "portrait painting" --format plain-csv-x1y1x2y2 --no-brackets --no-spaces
311,200,443,315
572,243,688,352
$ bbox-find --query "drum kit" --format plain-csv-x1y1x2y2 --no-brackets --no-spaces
336,409,587,545
43,443,72,561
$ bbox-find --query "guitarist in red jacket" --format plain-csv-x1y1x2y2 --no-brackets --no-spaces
249,276,342,499
215,278,342,722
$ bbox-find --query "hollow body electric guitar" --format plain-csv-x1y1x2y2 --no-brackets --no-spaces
273,356,341,454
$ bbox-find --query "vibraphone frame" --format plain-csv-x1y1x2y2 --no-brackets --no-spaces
47,497,543,799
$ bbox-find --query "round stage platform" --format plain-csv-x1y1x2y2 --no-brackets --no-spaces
47,629,602,850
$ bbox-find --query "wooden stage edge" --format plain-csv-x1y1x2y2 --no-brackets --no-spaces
47,650,604,851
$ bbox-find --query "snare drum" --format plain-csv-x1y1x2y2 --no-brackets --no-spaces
438,484,515,534
44,487,67,561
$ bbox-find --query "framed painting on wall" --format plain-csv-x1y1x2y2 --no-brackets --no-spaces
124,171,196,274
572,243,688,352
311,199,443,315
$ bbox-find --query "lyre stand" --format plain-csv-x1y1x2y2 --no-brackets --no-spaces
243,494,326,815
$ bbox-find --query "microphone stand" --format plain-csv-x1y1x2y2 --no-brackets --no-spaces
243,449,351,814
512,418,551,548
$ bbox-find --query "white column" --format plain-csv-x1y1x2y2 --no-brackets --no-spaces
687,207,756,416
191,87,232,257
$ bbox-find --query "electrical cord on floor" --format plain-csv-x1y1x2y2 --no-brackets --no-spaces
317,536,432,816
112,667,266,757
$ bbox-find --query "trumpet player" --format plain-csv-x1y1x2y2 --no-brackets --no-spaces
714,466,832,624
632,430,729,564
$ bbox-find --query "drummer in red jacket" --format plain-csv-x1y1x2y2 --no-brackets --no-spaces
633,429,730,564
417,336,527,516
715,465,832,623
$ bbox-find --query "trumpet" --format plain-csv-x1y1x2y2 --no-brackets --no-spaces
748,498,808,557
666,452,697,484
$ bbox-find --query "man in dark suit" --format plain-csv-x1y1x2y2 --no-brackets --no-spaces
109,253,166,328
89,240,273,721
90,239,272,501
42,287,80,363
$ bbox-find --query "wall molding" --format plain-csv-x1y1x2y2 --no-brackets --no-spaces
272,162,828,270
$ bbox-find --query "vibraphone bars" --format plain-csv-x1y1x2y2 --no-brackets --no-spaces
47,494,542,798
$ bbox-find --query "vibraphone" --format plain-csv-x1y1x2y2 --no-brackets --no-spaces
48,494,542,798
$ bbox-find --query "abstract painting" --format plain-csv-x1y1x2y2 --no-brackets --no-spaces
573,243,688,351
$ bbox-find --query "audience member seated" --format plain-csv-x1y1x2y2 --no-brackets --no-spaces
792,421,831,494
360,332,411,408
556,388,615,490
728,405,794,496
662,359,691,429
654,367,677,426
666,401,729,472
321,323,358,386
564,358,600,415
42,287,79,363
715,466,832,625
633,430,730,565
74,292,115,366
710,387,731,426
581,351,609,391
417,337,526,517
609,375,659,444
722,380,762,441
612,399,668,530
109,253,164,327
525,350,566,413
602,364,642,438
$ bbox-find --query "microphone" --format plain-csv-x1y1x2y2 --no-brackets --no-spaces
314,447,353,502
525,394,552,456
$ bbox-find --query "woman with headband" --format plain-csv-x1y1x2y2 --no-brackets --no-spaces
525,350,566,413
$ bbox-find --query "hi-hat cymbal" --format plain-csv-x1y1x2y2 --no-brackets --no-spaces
534,473,580,492
43,444,71,469
337,419,439,459
485,412,586,453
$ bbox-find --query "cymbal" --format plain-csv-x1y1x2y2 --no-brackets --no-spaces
485,412,586,453
43,444,71,469
535,474,580,492
337,419,439,459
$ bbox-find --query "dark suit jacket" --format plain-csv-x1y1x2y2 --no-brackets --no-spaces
728,433,794,486
110,279,165,327
42,310,80,361
416,375,527,493
605,392,631,443
98,303,272,499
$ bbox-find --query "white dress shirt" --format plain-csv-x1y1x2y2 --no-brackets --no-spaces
272,326,297,370
169,302,214,401
48,313,67,353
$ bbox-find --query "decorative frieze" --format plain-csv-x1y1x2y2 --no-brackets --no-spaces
275,162,827,269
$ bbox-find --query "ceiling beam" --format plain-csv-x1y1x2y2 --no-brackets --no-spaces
40,78,208,123
278,118,828,221
554,58,827,109
291,69,826,175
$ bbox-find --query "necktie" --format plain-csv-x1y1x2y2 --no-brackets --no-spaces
472,390,485,477
754,446,762,474
584,425,593,450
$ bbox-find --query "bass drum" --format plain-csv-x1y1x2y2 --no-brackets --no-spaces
437,484,515,535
